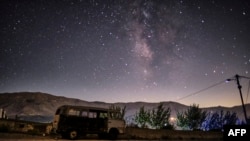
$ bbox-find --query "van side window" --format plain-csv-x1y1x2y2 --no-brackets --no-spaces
81,111,88,117
68,108,80,116
99,112,108,119
88,112,97,118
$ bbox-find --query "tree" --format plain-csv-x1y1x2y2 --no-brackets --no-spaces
177,104,207,130
203,111,221,131
149,103,171,129
204,110,239,131
223,111,238,125
109,104,126,119
134,106,150,128
176,111,188,130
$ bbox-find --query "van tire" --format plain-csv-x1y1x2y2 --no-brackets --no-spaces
68,130,78,140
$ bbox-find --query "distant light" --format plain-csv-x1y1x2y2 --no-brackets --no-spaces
170,117,176,121
225,79,231,83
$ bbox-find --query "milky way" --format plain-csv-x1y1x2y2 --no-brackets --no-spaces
0,0,250,107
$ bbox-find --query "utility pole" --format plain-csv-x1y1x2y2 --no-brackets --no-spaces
235,74,249,124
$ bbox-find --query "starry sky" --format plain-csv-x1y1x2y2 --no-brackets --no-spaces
1,0,250,107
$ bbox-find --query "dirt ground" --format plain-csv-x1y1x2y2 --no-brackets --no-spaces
0,132,53,139
0,128,223,140
125,127,223,140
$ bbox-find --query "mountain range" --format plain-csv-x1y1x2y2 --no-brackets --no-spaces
0,92,249,124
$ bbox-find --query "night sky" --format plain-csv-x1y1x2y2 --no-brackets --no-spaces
1,0,250,107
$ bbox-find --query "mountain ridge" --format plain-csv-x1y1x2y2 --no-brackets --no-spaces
0,92,249,123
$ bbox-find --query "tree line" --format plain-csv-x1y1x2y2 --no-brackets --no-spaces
112,103,244,131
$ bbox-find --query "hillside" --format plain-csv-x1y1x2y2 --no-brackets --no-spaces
0,92,249,123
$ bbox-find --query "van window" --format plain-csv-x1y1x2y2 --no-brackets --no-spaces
68,108,80,116
88,112,97,118
99,112,108,119
81,110,88,117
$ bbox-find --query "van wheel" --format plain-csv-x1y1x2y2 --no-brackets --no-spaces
109,128,118,140
68,130,78,140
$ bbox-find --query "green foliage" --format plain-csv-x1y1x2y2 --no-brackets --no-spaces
176,111,189,130
149,103,171,129
134,106,150,128
177,103,207,130
134,104,173,129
